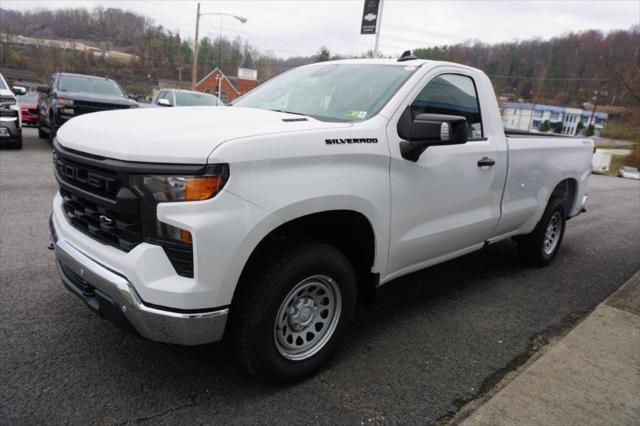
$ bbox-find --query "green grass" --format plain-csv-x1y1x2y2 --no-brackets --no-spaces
601,121,640,144
595,144,636,150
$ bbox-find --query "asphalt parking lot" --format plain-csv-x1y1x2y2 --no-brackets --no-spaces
2,128,639,424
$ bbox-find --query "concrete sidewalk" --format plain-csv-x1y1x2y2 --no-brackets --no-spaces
458,272,640,426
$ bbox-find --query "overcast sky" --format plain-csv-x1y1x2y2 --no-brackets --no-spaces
3,0,638,57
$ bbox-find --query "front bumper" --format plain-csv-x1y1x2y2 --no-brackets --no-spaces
51,218,229,346
0,117,21,143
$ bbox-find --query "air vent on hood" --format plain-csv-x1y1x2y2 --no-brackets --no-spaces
282,117,308,122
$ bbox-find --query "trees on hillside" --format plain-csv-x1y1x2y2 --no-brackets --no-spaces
0,6,637,107
414,27,639,107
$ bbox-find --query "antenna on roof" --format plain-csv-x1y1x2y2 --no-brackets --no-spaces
398,50,417,62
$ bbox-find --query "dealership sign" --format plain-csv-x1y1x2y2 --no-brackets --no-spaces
360,0,381,34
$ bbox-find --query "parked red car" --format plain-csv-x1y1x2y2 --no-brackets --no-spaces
17,93,39,127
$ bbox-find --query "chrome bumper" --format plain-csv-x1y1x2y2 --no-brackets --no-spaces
54,237,228,346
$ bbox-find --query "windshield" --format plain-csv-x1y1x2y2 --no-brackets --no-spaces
233,64,417,122
0,78,6,90
17,94,38,103
58,75,125,97
175,91,221,106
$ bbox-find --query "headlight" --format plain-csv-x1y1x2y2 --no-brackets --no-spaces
130,167,228,202
56,98,74,106
0,104,19,120
130,164,229,245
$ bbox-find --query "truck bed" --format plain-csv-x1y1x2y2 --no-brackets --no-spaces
493,134,593,239
505,129,580,138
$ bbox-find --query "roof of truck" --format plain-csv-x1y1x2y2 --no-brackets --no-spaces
310,58,482,75
317,58,430,66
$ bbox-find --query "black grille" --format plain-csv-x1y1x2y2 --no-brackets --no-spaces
54,141,198,278
152,240,194,278
54,153,124,199
73,101,131,115
60,188,143,252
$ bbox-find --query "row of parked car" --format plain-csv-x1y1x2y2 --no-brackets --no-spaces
0,71,224,149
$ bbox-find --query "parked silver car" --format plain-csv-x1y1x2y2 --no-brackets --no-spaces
618,166,640,180
153,88,222,107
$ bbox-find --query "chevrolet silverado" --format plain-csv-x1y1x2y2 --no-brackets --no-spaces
49,56,593,383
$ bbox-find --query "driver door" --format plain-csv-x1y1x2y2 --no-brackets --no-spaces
385,70,507,280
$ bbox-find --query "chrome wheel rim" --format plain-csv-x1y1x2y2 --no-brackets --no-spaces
274,275,342,361
544,212,562,255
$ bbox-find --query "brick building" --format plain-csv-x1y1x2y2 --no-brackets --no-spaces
195,53,258,104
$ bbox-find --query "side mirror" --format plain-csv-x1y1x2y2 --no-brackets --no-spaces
12,86,26,96
397,109,468,161
37,85,50,94
158,98,172,107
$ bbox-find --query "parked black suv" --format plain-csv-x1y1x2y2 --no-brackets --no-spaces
37,73,138,142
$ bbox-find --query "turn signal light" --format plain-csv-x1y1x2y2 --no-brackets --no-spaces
184,176,226,201
180,229,193,244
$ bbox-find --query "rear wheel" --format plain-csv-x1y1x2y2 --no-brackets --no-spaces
517,198,566,266
231,240,357,383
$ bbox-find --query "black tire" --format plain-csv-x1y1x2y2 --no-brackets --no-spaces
38,125,48,139
13,134,22,149
231,240,357,384
48,123,57,143
517,198,566,266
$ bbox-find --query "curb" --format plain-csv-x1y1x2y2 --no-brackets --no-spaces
450,271,640,426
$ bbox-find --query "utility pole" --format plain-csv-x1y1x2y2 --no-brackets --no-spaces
588,90,607,134
588,91,598,129
373,0,385,57
191,5,246,90
218,15,223,71
191,2,201,89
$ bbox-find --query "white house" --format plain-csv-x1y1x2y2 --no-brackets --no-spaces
501,102,608,136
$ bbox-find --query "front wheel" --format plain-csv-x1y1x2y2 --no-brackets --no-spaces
517,198,566,266
48,123,57,143
12,134,23,149
38,124,48,140
231,241,357,383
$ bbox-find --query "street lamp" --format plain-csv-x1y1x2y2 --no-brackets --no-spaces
191,3,247,89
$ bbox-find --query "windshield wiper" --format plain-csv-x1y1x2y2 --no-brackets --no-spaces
270,109,308,116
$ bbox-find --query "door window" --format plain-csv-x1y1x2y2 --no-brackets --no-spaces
157,90,173,105
411,74,483,140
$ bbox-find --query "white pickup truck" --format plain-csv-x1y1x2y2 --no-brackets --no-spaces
50,56,592,383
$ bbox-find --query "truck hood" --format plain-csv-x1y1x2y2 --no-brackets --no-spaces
0,88,17,102
54,91,137,107
56,106,352,163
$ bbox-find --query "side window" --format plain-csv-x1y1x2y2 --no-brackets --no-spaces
158,90,173,105
410,74,483,140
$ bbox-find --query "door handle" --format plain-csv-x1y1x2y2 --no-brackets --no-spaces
477,157,495,167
